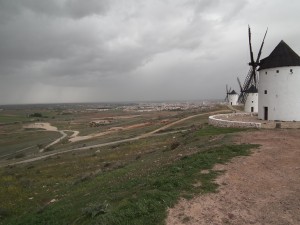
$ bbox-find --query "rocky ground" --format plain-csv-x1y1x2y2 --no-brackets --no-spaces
166,129,300,225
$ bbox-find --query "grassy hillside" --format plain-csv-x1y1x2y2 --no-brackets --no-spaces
0,124,258,225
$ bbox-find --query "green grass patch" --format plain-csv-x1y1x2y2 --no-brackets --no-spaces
197,125,246,136
0,131,61,157
0,115,30,124
1,143,258,225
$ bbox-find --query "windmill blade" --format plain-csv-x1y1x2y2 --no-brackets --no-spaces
238,88,244,103
225,85,229,101
239,26,267,103
238,93,244,103
224,93,229,102
251,67,257,85
237,77,244,103
238,88,245,103
242,92,249,104
239,90,248,104
237,77,243,91
248,25,255,66
240,68,255,103
243,67,254,92
256,28,268,64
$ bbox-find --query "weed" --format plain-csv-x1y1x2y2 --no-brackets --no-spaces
197,125,245,136
82,201,109,218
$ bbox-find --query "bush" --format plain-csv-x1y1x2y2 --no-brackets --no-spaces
170,141,180,150
29,113,43,118
14,152,25,158
0,208,10,219
82,201,109,218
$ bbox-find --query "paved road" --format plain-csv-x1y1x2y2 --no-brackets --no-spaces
1,109,230,167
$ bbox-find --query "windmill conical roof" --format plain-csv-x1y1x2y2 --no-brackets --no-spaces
258,40,300,70
229,90,237,95
245,85,258,93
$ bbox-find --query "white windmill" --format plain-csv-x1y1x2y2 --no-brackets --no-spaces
258,40,300,121
225,85,238,106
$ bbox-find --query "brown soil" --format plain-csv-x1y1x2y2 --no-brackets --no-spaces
166,129,300,225
23,122,58,131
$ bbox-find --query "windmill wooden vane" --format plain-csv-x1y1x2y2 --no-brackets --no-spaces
238,26,268,104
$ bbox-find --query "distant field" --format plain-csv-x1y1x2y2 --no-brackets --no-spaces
0,131,62,158
0,115,30,124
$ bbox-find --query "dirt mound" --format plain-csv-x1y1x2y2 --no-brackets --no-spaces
23,122,58,131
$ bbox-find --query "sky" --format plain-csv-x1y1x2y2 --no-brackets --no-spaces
0,0,300,104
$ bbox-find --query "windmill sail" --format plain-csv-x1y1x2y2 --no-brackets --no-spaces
238,26,268,104
225,85,230,101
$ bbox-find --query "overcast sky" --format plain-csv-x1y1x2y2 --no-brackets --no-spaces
0,0,299,104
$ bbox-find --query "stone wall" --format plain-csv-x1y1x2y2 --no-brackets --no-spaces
209,113,261,128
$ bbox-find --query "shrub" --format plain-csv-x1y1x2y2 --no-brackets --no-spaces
170,141,180,150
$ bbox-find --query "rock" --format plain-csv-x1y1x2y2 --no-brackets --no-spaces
49,199,57,203
228,213,234,219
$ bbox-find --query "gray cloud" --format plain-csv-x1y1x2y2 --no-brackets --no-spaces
65,0,109,19
0,0,300,104
0,0,110,20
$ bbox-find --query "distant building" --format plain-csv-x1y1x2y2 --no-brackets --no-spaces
258,40,300,121
228,90,239,106
244,85,258,113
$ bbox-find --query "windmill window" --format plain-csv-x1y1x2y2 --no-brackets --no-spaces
252,101,254,103
264,90,267,94
276,70,279,73
290,69,293,73
265,71,267,74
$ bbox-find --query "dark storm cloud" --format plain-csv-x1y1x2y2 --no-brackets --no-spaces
0,0,218,81
0,0,299,104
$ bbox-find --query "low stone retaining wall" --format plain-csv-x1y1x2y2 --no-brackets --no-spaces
209,113,261,128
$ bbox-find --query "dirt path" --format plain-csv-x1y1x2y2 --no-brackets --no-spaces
69,122,150,142
40,130,68,152
23,123,69,153
4,110,230,167
141,110,230,137
166,129,300,225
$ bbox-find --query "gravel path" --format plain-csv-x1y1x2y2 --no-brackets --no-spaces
166,129,300,225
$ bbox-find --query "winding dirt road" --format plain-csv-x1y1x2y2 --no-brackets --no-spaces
3,110,230,167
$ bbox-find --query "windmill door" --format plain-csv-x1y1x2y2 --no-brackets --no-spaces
264,107,268,120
